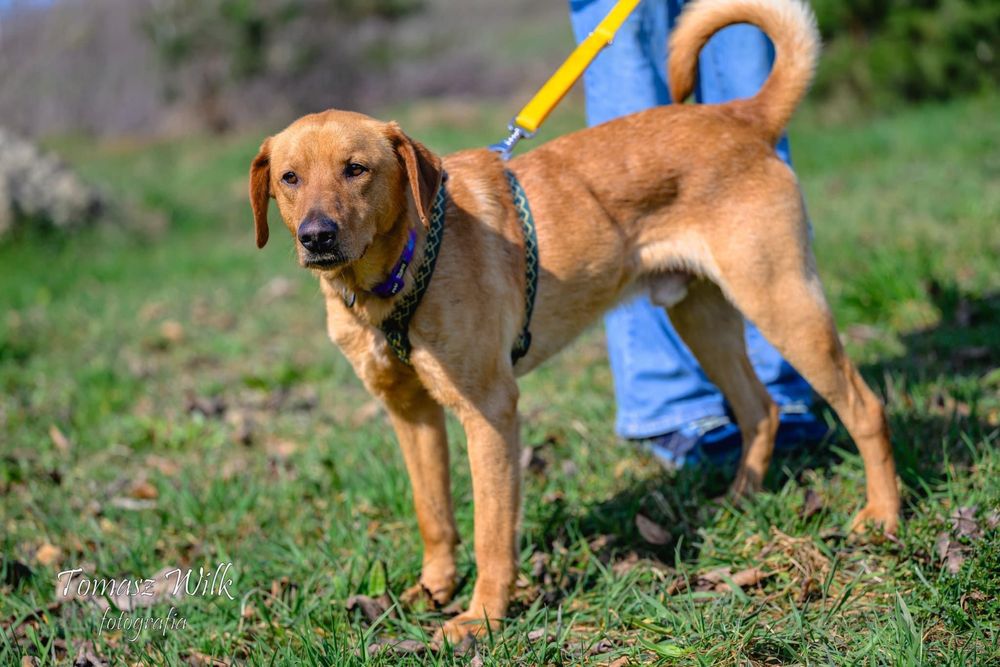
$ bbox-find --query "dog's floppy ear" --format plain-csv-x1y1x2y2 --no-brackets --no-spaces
386,122,443,228
249,137,272,248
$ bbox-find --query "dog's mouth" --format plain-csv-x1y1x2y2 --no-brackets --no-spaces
301,241,372,271
302,254,349,270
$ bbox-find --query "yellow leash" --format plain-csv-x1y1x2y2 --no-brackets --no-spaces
490,0,643,159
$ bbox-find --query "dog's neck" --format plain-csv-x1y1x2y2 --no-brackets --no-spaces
323,212,422,323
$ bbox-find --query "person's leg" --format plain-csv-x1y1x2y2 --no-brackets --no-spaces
569,0,670,124
696,23,792,163
570,0,737,463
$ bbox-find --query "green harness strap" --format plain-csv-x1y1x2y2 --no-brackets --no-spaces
379,169,539,367
506,169,539,365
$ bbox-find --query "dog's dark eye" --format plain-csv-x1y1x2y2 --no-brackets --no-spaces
345,163,368,178
281,171,298,185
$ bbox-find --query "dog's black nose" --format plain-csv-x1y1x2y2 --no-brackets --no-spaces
298,216,338,254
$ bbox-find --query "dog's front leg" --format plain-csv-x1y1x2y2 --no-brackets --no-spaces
385,390,459,607
438,379,521,643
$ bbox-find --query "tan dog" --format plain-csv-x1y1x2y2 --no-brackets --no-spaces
249,0,900,641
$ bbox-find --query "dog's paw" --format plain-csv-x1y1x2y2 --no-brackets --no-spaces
433,611,500,645
850,503,899,537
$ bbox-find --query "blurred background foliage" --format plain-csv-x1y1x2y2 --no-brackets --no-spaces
0,0,996,139
139,0,424,132
811,0,999,112
0,0,562,137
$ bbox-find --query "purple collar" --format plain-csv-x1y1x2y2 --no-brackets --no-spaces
371,228,416,298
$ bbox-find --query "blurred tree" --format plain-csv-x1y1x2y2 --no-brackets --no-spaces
141,0,423,132
811,0,1000,110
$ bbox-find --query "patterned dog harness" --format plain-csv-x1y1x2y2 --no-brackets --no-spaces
379,169,539,366
505,170,539,364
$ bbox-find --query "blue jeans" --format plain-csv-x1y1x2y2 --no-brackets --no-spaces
569,0,812,439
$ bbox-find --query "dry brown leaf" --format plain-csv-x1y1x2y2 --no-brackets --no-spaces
70,640,109,666
589,639,615,655
800,489,824,520
35,544,61,567
220,456,248,481
694,567,730,591
139,301,167,323
346,594,392,624
796,576,819,603
844,323,881,344
665,575,687,595
20,656,39,667
526,628,553,642
530,551,550,579
266,576,299,606
607,657,630,667
186,394,226,418
1,602,62,640
159,320,185,343
927,389,972,418
669,566,770,594
367,638,426,656
145,455,180,477
961,590,988,614
182,650,230,666
613,552,642,577
935,533,966,574
128,480,158,501
521,446,548,474
588,534,616,554
48,425,71,453
714,567,771,592
266,439,299,459
228,410,255,446
951,506,982,539
452,634,478,657
635,514,671,545
612,552,670,577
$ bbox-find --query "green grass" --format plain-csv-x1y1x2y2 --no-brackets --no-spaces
2,93,999,665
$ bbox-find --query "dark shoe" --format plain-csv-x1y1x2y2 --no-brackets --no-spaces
640,415,741,470
638,405,831,471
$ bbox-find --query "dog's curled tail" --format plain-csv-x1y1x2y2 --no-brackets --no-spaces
667,0,820,141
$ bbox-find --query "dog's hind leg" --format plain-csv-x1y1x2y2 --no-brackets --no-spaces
655,277,780,495
709,220,900,534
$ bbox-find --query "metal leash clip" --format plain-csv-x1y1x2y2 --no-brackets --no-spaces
486,0,641,161
489,121,536,162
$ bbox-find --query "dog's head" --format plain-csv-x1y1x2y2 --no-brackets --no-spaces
250,110,442,273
